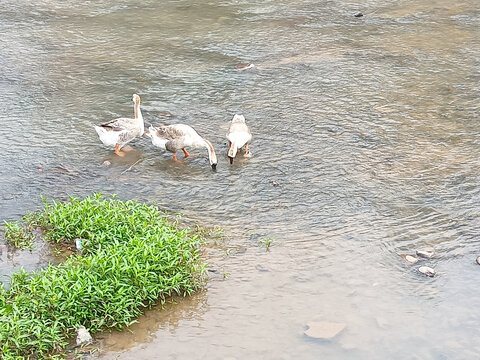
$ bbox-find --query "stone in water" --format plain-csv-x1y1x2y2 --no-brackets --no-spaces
403,255,418,264
416,248,435,259
76,326,92,346
476,256,480,265
418,266,435,277
235,63,255,71
304,321,346,339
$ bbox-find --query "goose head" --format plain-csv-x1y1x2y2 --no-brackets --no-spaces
132,94,141,104
232,114,246,124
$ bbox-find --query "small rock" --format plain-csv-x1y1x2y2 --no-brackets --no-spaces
403,255,419,264
101,160,111,168
76,326,92,346
304,321,346,339
235,63,255,71
476,256,480,265
272,181,280,187
255,264,269,272
416,248,435,259
418,266,435,277
354,12,364,17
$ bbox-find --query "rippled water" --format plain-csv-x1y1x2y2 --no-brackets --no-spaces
1,0,479,358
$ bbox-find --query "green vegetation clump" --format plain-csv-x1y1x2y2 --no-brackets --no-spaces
258,237,274,250
3,221,33,250
0,194,205,359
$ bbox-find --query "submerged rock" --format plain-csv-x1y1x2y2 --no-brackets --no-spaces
76,326,92,346
101,160,111,168
235,63,255,71
354,12,364,17
418,266,436,277
304,321,346,339
416,248,435,259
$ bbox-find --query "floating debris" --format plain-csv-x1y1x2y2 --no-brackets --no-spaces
403,255,419,264
75,239,83,252
416,248,435,259
76,326,92,346
418,266,435,277
354,12,364,17
235,63,255,71
272,181,280,187
476,256,480,265
304,321,346,339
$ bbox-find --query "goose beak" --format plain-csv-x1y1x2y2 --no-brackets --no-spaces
229,157,233,164
211,163,217,171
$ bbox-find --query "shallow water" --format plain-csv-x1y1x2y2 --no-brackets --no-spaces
1,0,480,358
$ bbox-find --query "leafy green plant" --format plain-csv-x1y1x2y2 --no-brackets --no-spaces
3,221,33,250
258,237,274,250
0,194,206,359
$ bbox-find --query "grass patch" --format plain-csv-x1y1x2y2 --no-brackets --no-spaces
0,194,206,359
3,221,33,250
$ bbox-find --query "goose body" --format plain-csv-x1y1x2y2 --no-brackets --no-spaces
145,124,217,169
226,114,252,164
94,94,144,156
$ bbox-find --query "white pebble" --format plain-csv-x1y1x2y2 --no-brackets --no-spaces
76,326,92,346
404,255,418,264
416,248,435,259
418,266,435,277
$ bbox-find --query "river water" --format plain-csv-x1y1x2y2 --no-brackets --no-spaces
1,0,479,359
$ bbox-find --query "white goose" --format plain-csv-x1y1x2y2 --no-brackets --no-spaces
226,114,252,164
94,94,144,156
145,124,218,170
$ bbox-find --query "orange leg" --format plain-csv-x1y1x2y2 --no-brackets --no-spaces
182,148,191,158
172,153,183,162
114,144,125,157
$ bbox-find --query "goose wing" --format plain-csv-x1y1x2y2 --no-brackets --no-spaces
99,117,137,132
154,125,187,153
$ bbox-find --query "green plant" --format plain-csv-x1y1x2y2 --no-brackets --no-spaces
3,221,33,250
0,194,206,359
258,238,274,250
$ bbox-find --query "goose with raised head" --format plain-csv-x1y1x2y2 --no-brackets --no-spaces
226,114,252,164
94,94,144,156
145,124,217,170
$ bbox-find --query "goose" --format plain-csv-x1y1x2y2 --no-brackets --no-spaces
226,114,252,164
94,94,144,156
145,124,218,170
